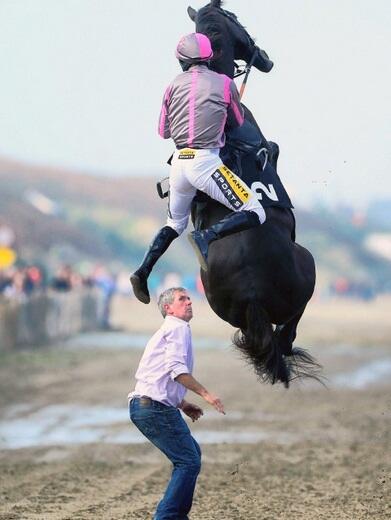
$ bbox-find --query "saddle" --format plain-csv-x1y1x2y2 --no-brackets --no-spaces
157,118,293,212
220,120,293,210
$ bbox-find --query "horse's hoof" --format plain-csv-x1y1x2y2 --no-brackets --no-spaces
130,273,150,304
188,234,208,272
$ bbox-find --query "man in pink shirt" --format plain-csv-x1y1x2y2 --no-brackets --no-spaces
130,33,266,304
128,287,225,519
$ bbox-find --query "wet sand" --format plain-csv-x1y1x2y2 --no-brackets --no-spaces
0,298,390,519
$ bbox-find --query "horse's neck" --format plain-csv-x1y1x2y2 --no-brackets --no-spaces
210,56,234,78
209,38,235,77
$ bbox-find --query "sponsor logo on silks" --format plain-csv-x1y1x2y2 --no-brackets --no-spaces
178,149,196,160
211,166,251,209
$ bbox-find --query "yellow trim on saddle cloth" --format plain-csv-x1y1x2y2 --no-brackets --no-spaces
216,165,251,202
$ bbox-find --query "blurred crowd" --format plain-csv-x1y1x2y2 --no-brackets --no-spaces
0,265,44,300
2,265,90,299
0,264,206,330
0,265,206,302
328,277,375,300
1,263,382,304
0,264,116,329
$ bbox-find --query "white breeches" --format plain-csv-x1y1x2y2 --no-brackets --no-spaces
166,148,266,235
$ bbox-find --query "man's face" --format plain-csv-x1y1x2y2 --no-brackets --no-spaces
165,290,193,322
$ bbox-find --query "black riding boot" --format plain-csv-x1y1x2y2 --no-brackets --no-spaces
188,210,260,271
130,226,178,304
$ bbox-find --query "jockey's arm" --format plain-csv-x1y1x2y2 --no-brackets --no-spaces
158,85,172,139
226,80,245,130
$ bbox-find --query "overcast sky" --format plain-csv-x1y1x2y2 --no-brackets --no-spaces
0,0,390,208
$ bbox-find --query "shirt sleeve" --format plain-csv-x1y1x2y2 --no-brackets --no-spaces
164,325,191,381
158,85,172,139
226,80,245,129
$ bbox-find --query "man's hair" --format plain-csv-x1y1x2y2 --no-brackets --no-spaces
158,287,187,317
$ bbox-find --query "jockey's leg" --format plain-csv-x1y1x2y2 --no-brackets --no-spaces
185,151,265,271
130,150,197,303
130,226,179,304
189,210,261,271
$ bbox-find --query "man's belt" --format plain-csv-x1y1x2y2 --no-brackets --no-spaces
139,396,152,405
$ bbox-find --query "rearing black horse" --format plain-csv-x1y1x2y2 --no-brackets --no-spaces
187,1,321,387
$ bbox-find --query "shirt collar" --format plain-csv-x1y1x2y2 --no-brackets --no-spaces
189,63,209,71
165,315,190,327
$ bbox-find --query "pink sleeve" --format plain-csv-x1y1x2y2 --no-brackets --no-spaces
227,80,244,127
158,85,172,139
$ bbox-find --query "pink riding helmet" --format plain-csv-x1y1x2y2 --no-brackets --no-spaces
175,33,213,63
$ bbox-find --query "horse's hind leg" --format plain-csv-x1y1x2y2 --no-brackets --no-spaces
274,306,306,355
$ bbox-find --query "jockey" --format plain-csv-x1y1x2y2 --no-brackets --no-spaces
130,33,266,304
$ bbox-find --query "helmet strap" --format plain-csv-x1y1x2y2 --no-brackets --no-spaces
178,59,210,71
179,60,192,71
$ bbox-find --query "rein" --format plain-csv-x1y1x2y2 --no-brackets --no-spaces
237,47,259,100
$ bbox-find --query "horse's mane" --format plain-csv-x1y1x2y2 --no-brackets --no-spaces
199,1,255,50
197,5,226,53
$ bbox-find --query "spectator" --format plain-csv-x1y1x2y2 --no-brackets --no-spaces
92,265,116,329
50,265,73,291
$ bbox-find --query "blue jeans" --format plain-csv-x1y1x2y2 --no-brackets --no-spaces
129,397,201,520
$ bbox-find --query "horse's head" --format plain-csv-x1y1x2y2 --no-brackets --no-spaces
188,0,273,78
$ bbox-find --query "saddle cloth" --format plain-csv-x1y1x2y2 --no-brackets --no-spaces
220,132,294,210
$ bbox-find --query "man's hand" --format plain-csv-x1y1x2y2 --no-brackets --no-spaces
175,373,226,415
202,391,225,415
181,401,204,422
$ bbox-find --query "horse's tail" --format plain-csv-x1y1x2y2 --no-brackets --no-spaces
232,302,290,387
284,346,325,386
232,301,323,388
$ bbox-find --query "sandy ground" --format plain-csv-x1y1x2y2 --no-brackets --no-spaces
0,297,390,519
